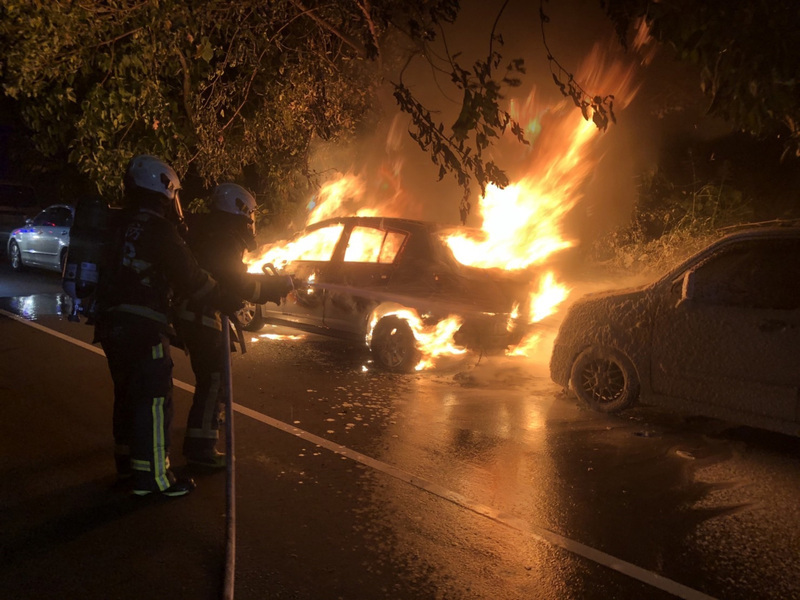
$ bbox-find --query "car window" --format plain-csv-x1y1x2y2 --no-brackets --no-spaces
691,239,800,310
49,207,72,227
344,226,407,264
31,210,50,226
292,223,343,261
380,232,406,263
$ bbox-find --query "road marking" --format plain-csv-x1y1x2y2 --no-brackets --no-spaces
1,309,715,600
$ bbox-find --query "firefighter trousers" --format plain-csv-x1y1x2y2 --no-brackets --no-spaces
99,317,178,491
176,319,227,458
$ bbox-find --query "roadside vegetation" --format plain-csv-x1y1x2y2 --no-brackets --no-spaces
589,141,799,277
1,1,797,226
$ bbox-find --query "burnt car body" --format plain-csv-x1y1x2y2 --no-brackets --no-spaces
241,216,532,371
550,225,800,437
7,204,74,273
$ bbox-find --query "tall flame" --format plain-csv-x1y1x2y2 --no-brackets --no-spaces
246,42,640,369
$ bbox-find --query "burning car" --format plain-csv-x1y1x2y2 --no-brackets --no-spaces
550,224,800,436
240,216,537,372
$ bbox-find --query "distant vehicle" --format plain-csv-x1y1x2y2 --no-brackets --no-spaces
237,216,534,372
550,224,800,437
7,204,74,273
0,182,42,253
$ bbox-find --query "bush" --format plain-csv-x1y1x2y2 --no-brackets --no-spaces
589,167,753,276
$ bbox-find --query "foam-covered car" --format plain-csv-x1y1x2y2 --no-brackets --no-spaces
550,224,800,436
238,216,533,372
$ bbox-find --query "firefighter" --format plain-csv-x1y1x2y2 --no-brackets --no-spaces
176,183,293,468
94,155,238,497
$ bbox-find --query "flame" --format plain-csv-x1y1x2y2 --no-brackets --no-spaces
529,272,570,323
442,43,639,355
245,42,640,369
247,224,344,273
366,305,466,371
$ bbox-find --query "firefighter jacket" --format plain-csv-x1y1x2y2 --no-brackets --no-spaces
95,207,219,336
177,212,291,330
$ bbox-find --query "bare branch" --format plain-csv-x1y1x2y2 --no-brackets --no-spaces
93,27,144,49
174,46,195,124
288,0,368,58
355,0,380,58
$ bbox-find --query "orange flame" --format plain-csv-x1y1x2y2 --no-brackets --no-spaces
245,42,640,369
366,305,466,372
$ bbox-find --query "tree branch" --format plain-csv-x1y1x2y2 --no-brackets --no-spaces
288,0,368,58
174,46,195,124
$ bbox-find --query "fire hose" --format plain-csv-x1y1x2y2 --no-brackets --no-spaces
221,315,236,600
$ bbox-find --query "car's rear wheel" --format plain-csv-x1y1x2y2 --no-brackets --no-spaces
370,315,420,373
9,241,24,272
235,301,265,332
570,346,639,413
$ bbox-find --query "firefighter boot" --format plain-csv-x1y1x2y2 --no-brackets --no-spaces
184,437,227,469
131,458,196,497
132,477,196,497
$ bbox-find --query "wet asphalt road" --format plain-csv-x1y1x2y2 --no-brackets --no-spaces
0,263,799,600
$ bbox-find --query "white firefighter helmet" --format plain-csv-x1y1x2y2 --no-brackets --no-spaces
211,183,257,220
124,154,181,201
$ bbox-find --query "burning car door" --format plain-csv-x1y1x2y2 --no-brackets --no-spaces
275,222,345,327
650,238,800,424
321,222,409,335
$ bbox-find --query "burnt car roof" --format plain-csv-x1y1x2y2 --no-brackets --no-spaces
305,216,445,232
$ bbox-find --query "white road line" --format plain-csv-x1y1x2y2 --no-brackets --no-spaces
1,309,715,600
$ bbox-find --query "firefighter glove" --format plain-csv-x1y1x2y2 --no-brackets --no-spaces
216,289,245,315
255,274,294,306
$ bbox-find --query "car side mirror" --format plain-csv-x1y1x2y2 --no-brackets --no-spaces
681,270,696,302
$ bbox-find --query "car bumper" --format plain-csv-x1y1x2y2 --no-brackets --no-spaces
549,342,574,388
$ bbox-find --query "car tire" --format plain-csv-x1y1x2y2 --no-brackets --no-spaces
235,301,265,332
370,315,421,373
569,346,640,413
9,241,24,272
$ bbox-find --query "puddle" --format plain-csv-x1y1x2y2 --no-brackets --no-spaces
0,293,74,321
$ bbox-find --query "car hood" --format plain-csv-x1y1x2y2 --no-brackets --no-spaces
555,283,656,349
571,283,651,306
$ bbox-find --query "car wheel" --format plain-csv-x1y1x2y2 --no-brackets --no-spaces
569,346,640,413
234,301,264,332
370,315,421,373
9,241,24,272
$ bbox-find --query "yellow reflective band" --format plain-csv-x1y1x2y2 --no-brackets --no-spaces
151,343,164,360
131,459,151,472
185,427,220,440
176,309,222,331
152,397,170,491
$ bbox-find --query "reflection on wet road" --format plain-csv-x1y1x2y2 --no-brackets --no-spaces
2,282,800,600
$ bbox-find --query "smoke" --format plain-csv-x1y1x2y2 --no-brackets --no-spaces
301,0,722,286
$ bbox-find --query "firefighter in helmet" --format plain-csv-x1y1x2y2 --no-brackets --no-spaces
177,182,293,467
94,155,238,497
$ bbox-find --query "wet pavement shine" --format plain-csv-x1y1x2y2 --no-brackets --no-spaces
1,264,799,600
